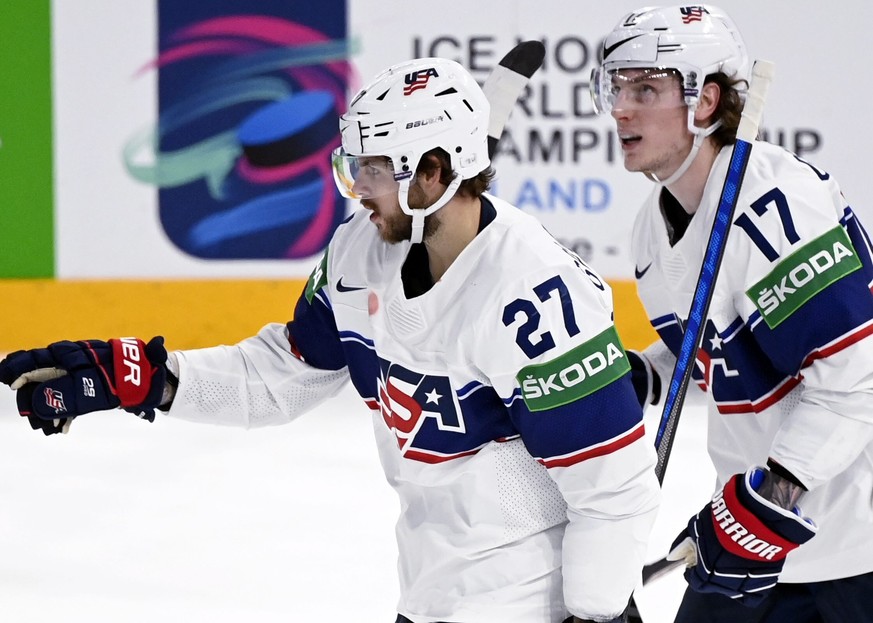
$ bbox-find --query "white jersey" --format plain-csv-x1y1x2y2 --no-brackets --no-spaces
168,195,660,622
632,141,873,583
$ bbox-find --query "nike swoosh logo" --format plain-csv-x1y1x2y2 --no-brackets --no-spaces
336,276,367,293
602,34,645,60
634,263,652,279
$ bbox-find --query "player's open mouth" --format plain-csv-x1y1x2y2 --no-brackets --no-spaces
620,134,642,147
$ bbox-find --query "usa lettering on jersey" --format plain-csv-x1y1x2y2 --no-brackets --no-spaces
377,358,467,461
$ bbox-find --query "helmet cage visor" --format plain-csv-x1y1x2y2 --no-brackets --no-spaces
331,147,412,200
590,66,688,114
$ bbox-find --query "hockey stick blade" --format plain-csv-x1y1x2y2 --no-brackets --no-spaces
625,556,684,623
482,40,545,158
498,40,546,79
653,60,776,484
642,556,684,585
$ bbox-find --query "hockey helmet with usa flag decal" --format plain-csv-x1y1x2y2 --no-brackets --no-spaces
592,5,748,114
332,58,490,243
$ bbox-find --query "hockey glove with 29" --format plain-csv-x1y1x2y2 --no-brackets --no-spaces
668,467,816,607
0,337,171,435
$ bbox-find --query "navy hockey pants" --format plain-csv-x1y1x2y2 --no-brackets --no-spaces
674,571,873,623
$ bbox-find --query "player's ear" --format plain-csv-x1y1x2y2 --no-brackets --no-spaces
416,153,444,190
695,81,721,125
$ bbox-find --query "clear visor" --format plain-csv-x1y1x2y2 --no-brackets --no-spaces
331,148,408,200
590,67,685,114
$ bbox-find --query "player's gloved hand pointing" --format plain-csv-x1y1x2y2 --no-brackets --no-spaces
668,467,816,606
0,337,170,435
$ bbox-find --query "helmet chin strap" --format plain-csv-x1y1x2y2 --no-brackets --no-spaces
646,107,723,187
401,176,463,244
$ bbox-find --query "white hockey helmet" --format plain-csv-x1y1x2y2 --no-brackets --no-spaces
591,5,749,185
332,57,490,243
592,5,748,114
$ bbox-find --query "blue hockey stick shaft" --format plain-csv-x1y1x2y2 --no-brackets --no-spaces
653,60,775,484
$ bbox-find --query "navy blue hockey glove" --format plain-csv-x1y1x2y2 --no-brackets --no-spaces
0,337,170,435
627,350,661,408
668,467,816,606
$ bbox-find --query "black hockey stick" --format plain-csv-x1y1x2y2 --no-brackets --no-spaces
624,556,686,622
653,60,776,483
642,555,685,585
626,61,775,623
482,40,545,158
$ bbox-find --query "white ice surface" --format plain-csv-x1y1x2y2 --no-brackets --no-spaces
0,383,713,623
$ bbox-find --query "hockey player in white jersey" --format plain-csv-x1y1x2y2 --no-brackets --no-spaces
0,58,660,622
592,5,873,623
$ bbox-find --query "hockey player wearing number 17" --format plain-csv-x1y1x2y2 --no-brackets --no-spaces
592,4,873,623
0,58,659,623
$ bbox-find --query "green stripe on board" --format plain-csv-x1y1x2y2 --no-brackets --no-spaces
0,0,54,277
